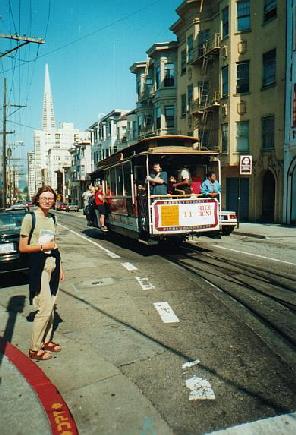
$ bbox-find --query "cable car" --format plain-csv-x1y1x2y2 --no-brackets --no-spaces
90,135,222,244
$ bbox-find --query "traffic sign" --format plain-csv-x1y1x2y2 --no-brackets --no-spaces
240,155,252,175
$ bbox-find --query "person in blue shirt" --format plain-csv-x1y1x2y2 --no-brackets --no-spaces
146,162,168,195
201,172,221,198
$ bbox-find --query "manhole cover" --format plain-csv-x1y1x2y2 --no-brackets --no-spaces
79,277,115,288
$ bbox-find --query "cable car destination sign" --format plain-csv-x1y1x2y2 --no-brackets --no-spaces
240,155,252,175
152,198,219,233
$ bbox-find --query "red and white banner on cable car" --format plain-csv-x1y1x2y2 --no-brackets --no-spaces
152,199,219,233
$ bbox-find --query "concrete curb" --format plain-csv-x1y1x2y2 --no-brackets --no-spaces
233,231,267,239
0,336,78,435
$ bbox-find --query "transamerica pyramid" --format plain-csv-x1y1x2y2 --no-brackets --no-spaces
42,63,56,130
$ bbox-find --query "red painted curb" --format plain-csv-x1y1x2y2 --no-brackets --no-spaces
0,337,78,435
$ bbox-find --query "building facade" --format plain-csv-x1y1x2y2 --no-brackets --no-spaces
68,140,92,206
34,122,89,194
126,109,138,146
130,41,178,139
33,65,90,198
27,152,36,199
284,0,296,224
171,0,285,223
91,110,129,168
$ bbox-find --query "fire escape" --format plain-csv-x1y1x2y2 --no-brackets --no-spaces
190,33,221,149
138,59,155,139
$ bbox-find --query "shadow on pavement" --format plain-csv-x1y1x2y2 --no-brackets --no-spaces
0,270,29,289
82,228,212,257
0,295,26,384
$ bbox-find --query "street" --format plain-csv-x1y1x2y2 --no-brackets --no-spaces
1,211,296,435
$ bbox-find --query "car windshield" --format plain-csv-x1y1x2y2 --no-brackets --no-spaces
0,212,25,233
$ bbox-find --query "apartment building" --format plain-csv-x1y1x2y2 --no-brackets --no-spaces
284,0,296,224
171,0,285,222
130,41,178,139
94,110,129,163
27,152,36,199
68,140,92,205
126,109,138,146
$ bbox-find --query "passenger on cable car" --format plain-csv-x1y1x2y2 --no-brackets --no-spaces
146,162,168,195
201,172,221,198
94,185,108,232
191,176,202,195
168,175,177,195
172,167,192,195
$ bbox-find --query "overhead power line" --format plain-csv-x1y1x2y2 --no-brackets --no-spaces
2,0,159,73
0,34,45,59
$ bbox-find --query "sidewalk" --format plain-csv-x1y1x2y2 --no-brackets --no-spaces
233,222,296,240
0,332,78,435
0,225,173,435
0,343,51,435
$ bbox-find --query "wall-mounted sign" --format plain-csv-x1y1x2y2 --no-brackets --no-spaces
240,155,252,175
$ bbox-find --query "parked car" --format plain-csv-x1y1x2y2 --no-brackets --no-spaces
0,209,29,273
66,203,79,212
220,211,237,235
56,202,67,211
9,201,29,212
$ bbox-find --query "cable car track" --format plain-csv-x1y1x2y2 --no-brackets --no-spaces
178,244,296,310
58,212,296,370
163,243,296,370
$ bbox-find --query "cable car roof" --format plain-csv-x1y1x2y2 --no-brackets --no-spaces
92,135,219,174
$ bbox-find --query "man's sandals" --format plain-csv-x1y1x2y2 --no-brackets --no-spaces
29,342,62,361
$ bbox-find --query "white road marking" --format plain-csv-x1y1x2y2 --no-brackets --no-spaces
121,262,138,271
135,277,155,290
182,359,200,369
215,245,296,266
207,411,296,434
58,224,120,259
186,376,215,401
153,302,180,323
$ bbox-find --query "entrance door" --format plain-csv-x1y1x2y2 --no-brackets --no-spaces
226,177,249,221
262,171,275,222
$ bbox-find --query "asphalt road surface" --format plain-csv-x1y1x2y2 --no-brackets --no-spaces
1,210,296,434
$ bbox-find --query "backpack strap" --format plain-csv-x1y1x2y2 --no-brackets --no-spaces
49,213,56,226
27,211,36,244
27,212,56,244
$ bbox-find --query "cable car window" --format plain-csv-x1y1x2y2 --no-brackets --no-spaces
105,170,111,195
110,167,117,195
117,166,124,196
123,163,132,196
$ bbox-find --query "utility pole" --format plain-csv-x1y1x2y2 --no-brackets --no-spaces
0,34,45,207
2,78,7,208
1,78,13,208
0,34,45,59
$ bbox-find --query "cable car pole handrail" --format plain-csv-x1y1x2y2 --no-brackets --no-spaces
146,154,153,235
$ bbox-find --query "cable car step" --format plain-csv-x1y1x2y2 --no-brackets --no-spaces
138,238,158,246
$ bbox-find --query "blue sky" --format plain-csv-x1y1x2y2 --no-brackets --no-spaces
1,0,181,170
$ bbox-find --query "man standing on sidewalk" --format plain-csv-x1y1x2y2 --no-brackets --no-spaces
94,185,108,232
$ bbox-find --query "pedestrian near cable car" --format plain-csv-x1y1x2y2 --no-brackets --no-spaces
19,185,64,361
94,185,108,231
